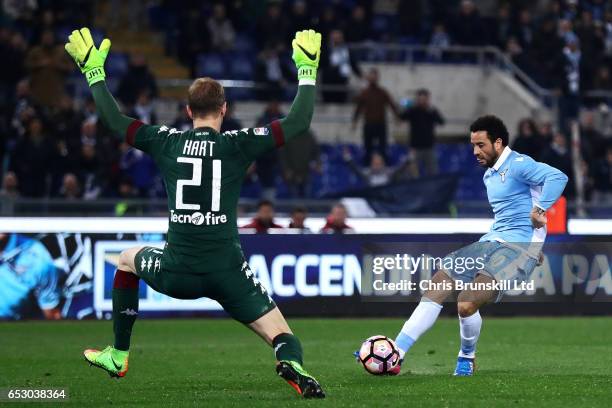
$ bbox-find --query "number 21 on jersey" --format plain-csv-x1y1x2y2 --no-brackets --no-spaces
176,157,221,211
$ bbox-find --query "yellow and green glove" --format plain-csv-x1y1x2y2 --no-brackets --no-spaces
292,29,322,85
64,27,111,87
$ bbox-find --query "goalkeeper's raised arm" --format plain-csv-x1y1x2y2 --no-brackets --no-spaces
64,28,137,138
277,29,322,143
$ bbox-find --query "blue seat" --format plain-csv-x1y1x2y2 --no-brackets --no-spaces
196,53,226,78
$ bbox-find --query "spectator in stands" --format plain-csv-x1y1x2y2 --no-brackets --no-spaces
505,37,536,82
580,111,604,161
25,29,71,110
428,23,451,61
0,28,27,101
9,117,54,197
117,54,158,107
320,203,353,234
255,42,293,101
288,1,312,35
512,118,545,161
556,33,583,130
513,9,535,49
129,91,157,124
53,95,83,153
345,6,370,43
0,171,19,199
541,131,575,198
177,7,211,76
591,145,612,203
451,0,485,46
399,89,444,177
11,79,37,137
254,100,283,200
79,144,102,200
207,3,236,51
343,149,411,187
255,3,288,48
314,6,340,40
531,18,564,88
241,200,283,233
58,173,81,200
494,4,513,49
280,128,320,198
288,206,310,232
172,103,192,132
593,65,611,90
352,68,400,165
220,103,242,132
321,30,361,103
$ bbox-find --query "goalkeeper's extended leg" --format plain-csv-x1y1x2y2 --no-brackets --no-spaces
84,247,142,378
249,307,325,399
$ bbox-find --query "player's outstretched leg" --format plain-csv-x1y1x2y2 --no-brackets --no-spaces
453,273,496,376
391,270,454,374
84,247,142,378
249,307,325,399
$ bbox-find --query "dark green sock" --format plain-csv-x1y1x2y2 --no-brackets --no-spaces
112,270,140,351
273,333,303,366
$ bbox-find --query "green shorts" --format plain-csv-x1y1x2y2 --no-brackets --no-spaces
134,246,276,323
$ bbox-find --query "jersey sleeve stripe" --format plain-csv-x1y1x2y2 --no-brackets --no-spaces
270,120,285,148
126,120,145,146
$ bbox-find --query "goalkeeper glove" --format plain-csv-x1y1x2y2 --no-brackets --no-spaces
292,29,322,84
64,27,111,87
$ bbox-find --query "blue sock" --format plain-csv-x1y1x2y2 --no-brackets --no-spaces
395,332,415,358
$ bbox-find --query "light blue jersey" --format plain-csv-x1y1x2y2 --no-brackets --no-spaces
480,147,568,244
0,234,60,319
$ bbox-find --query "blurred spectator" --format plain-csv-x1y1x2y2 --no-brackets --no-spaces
512,118,545,160
345,6,370,43
513,9,535,49
11,79,37,137
241,200,283,233
541,132,575,198
119,143,158,197
580,111,604,161
320,203,353,234
280,128,320,198
399,89,445,177
9,117,54,197
314,6,340,40
255,3,289,48
593,66,611,90
591,146,612,203
129,91,157,124
321,30,361,103
0,28,27,101
428,23,451,61
220,104,243,133
58,173,81,200
288,206,310,232
398,0,423,40
117,54,158,107
255,43,293,101
52,95,83,153
25,29,71,110
172,103,192,132
177,7,211,76
254,101,283,200
531,18,565,88
556,33,584,130
207,3,236,51
0,171,19,199
114,177,141,216
288,1,312,35
451,0,485,46
494,4,513,49
353,68,400,165
79,144,102,200
343,150,411,187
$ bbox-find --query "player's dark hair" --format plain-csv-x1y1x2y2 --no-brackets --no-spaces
188,77,225,118
257,199,274,210
292,206,307,215
469,115,509,146
416,88,430,97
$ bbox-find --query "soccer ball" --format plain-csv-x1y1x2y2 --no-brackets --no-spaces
357,335,400,375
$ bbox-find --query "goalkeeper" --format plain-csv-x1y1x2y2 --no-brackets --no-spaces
65,28,324,398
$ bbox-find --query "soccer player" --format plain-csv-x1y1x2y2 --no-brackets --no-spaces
64,28,325,398
391,115,568,376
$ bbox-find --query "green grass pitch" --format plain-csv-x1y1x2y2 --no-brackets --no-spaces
1,317,611,407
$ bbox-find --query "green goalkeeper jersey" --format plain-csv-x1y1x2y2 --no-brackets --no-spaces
126,121,285,271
